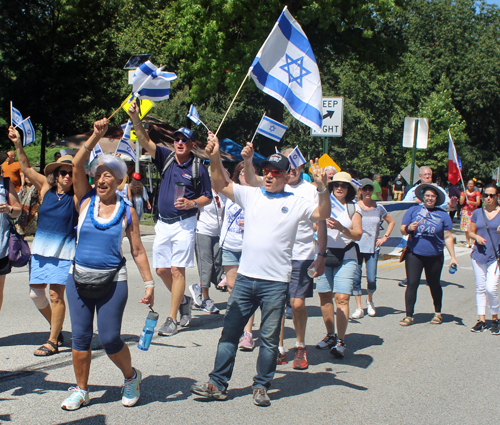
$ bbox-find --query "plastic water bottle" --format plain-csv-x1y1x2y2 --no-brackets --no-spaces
449,264,457,274
138,309,159,351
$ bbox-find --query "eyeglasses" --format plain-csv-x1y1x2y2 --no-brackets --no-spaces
174,138,189,144
262,168,283,177
424,194,437,199
59,170,73,177
484,193,498,198
360,186,373,192
332,182,349,189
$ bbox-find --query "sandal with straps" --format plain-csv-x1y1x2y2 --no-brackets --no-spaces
399,316,414,326
430,314,442,324
34,340,59,357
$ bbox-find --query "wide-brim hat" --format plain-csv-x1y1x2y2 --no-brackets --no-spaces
328,171,358,192
44,154,74,176
260,153,291,173
415,183,445,206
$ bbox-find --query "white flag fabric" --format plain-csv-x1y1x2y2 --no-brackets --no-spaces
21,118,36,146
249,6,323,132
288,146,306,169
187,104,201,125
11,104,24,127
132,61,177,101
89,142,103,164
256,114,287,142
116,121,137,162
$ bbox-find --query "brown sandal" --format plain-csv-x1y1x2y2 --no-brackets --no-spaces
34,340,59,356
399,316,414,326
430,314,442,324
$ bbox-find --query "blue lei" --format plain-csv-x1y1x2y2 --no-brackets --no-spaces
89,195,126,230
260,187,294,198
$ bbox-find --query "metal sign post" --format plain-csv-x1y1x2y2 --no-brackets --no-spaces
402,117,429,187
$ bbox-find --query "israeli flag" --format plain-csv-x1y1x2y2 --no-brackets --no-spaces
352,178,362,189
22,118,36,146
115,121,137,162
89,142,103,164
288,146,306,169
187,105,201,125
256,114,287,142
249,7,323,132
330,194,346,219
132,61,177,101
11,104,24,127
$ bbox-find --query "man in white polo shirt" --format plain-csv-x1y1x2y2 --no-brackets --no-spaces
190,133,330,407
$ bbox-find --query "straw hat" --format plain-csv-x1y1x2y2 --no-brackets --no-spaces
44,154,73,176
329,171,358,192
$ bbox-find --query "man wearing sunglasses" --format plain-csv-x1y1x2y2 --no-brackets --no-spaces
129,102,212,337
190,134,330,407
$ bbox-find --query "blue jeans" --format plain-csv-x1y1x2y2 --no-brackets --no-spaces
209,274,288,391
352,251,380,296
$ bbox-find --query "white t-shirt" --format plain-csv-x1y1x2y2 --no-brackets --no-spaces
196,189,225,237
285,179,318,260
326,204,357,261
234,185,316,282
219,197,245,252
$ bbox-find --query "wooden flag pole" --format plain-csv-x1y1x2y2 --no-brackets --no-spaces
215,70,251,137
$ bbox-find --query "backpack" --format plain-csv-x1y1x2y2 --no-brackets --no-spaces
346,201,356,220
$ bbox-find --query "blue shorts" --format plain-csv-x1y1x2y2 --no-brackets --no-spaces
29,254,72,285
222,249,242,266
316,260,358,295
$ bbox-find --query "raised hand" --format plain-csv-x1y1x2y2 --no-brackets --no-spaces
93,118,109,138
8,126,21,146
128,101,140,120
310,158,327,190
241,142,254,161
205,131,220,158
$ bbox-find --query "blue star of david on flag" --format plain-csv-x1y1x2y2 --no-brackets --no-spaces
279,54,311,87
249,6,322,132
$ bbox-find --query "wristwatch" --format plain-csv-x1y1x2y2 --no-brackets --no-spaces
193,201,198,208
317,251,328,258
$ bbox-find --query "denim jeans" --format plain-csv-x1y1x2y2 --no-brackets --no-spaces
209,274,288,391
352,250,380,296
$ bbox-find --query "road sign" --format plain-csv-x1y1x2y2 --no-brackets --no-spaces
311,97,344,137
402,117,429,149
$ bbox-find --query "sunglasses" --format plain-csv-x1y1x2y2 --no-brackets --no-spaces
361,186,373,191
484,193,498,198
59,170,73,177
174,138,189,144
262,168,283,177
332,182,349,189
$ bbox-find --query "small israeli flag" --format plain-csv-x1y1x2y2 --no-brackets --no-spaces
288,146,306,169
187,105,201,125
11,103,24,127
352,178,362,189
115,121,137,162
22,118,36,146
132,61,177,101
89,142,103,164
256,114,287,142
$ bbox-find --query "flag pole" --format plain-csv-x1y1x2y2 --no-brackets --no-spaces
215,70,251,137
449,130,466,192
10,101,12,127
249,127,259,144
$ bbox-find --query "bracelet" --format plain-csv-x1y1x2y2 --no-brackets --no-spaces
9,206,13,215
144,280,155,288
317,187,328,194
83,144,91,153
133,121,143,128
384,234,389,238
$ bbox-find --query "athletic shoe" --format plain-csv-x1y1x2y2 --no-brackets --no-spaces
330,339,346,358
276,352,287,365
367,301,376,317
158,317,178,336
238,332,255,351
200,299,220,314
122,369,142,407
61,386,90,411
189,283,203,307
470,320,488,333
352,308,364,319
179,296,193,327
190,381,228,400
398,279,408,287
316,333,337,350
491,320,500,335
285,305,293,319
253,388,271,407
292,347,308,370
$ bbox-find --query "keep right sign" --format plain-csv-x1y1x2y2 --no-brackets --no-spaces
311,97,344,137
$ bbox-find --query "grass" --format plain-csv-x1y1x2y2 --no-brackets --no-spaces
141,213,155,227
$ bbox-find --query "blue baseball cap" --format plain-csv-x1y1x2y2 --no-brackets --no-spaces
174,127,194,141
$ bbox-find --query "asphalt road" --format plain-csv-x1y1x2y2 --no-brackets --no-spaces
0,226,497,425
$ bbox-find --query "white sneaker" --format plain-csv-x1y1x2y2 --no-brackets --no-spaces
352,308,364,319
61,386,90,411
122,369,142,407
367,301,376,317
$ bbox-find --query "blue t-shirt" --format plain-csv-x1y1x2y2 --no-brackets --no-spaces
471,208,500,265
154,146,212,219
402,205,452,256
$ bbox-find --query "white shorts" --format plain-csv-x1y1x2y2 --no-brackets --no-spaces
153,215,196,269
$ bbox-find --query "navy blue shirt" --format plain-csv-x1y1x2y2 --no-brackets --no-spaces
154,146,212,219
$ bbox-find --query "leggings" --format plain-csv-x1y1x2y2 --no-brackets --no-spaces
405,251,444,317
66,274,128,355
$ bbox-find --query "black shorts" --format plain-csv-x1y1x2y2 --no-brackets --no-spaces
288,259,314,300
0,256,12,276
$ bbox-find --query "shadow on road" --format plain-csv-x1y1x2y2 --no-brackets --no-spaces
58,415,106,425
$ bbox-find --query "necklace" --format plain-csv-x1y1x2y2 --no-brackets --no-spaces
90,194,125,230
56,191,64,202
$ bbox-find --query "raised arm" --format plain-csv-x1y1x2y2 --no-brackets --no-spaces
206,131,234,201
72,118,108,204
308,158,330,221
128,101,157,159
242,142,263,187
8,126,46,192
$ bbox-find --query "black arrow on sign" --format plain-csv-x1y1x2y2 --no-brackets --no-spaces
323,110,334,119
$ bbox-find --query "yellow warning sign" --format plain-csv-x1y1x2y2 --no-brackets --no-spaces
318,154,341,172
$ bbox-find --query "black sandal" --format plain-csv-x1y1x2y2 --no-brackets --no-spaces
34,340,59,357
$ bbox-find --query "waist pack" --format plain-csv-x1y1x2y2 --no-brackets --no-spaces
325,242,358,268
73,257,126,299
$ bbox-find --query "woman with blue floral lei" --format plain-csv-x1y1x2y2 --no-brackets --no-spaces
61,118,155,411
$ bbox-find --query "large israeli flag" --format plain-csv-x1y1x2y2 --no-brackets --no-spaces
115,121,137,162
249,7,323,132
256,114,287,142
22,118,36,146
132,61,177,101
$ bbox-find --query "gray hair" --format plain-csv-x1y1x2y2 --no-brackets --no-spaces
324,166,337,173
373,173,381,180
419,166,432,176
91,153,127,180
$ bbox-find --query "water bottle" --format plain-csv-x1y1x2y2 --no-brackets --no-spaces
449,264,457,274
138,309,159,351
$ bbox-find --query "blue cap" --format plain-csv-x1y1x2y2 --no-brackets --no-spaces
174,127,194,141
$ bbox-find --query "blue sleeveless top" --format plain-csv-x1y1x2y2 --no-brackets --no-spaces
31,188,78,260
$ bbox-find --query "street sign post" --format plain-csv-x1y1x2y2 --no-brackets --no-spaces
402,117,429,187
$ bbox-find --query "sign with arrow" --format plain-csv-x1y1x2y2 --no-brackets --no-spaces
311,97,344,137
